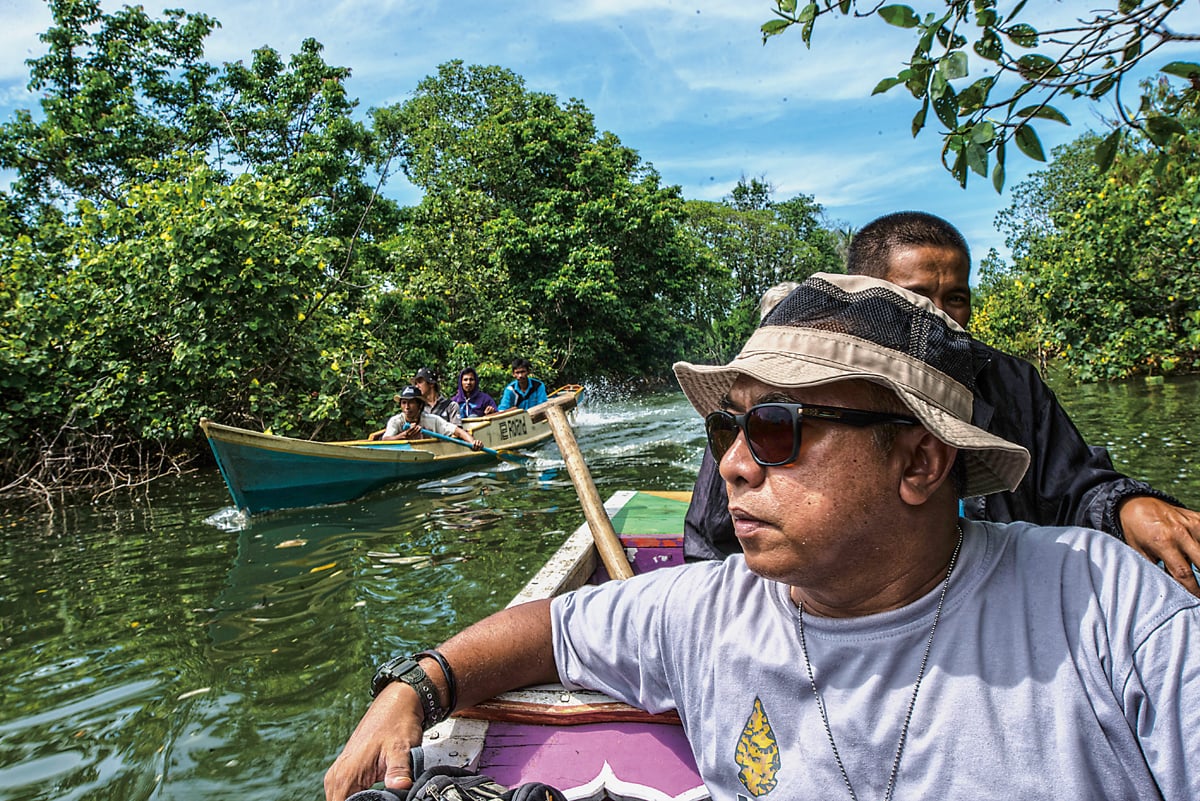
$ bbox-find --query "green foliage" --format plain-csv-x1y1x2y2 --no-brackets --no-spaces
376,61,712,379
0,0,220,219
971,249,1046,360
0,2,410,490
974,93,1200,380
1,9,854,493
216,38,392,241
681,178,844,362
761,0,1199,189
0,159,388,449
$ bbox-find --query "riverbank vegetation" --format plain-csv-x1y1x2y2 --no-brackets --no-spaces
2,1,1197,500
973,79,1200,381
0,1,843,500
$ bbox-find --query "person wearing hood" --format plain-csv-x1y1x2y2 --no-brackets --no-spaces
452,367,498,418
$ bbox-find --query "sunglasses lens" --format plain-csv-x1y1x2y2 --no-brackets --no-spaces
746,405,797,465
705,412,739,460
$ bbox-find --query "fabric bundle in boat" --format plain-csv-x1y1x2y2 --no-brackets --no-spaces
345,765,567,801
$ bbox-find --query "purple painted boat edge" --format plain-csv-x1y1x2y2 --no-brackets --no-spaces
480,720,705,801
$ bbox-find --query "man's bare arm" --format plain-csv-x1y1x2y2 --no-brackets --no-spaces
323,599,557,801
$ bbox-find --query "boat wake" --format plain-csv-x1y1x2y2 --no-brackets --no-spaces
204,506,251,532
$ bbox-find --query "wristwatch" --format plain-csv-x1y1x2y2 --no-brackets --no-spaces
370,655,448,728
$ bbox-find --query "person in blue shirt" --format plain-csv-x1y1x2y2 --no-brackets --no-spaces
496,358,548,411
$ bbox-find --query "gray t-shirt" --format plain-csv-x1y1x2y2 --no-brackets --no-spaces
552,519,1199,800
383,411,458,439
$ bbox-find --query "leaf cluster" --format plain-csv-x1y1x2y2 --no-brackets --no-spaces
372,61,716,380
682,177,846,362
762,0,1200,190
973,94,1200,379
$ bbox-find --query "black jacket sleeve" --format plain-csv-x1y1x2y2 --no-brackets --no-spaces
962,341,1181,538
682,446,739,561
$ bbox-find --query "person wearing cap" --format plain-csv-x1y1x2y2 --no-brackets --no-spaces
326,273,1199,801
412,367,462,426
451,367,498,418
685,212,1200,596
368,385,481,449
495,358,548,412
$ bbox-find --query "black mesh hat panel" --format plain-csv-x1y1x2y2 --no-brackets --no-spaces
761,277,976,392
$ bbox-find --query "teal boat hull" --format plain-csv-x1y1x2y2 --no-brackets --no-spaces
201,386,581,515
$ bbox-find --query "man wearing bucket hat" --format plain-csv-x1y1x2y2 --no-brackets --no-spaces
368,385,482,450
686,211,1200,598
327,274,1199,801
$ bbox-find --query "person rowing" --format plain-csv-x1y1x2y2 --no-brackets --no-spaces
369,385,482,450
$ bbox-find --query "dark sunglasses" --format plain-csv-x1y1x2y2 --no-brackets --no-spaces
705,402,919,467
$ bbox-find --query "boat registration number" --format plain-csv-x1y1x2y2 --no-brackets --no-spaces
498,417,528,441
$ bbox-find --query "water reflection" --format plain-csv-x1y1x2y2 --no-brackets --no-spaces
1,381,1197,801
1054,373,1200,507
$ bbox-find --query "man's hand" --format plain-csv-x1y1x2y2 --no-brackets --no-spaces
324,683,424,801
1118,496,1200,597
471,438,483,451
325,601,557,800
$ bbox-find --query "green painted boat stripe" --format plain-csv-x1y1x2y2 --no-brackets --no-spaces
610,492,689,536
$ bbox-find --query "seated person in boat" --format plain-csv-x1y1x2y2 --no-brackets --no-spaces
686,212,1200,596
327,274,1199,801
413,367,462,425
368,385,481,449
451,367,497,418
495,358,547,411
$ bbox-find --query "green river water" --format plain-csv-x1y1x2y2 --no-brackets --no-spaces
2,380,1198,801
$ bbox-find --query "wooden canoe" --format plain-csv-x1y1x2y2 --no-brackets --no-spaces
417,490,709,801
201,385,583,515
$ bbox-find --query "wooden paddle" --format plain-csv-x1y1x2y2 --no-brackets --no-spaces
415,426,530,464
543,400,634,581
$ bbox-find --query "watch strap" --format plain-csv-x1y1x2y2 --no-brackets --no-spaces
413,649,457,714
370,656,448,729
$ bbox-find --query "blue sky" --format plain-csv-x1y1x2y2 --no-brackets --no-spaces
4,0,1199,271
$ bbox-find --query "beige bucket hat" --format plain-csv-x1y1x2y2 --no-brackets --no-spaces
673,273,1029,497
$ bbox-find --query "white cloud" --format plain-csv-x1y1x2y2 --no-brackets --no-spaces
0,0,51,82
547,0,760,25
3,0,1198,265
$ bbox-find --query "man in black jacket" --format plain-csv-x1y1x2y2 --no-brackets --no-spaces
684,211,1200,596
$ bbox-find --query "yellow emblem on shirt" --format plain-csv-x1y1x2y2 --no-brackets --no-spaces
735,696,780,796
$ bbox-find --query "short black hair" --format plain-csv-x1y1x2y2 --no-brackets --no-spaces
511,357,532,371
847,211,970,278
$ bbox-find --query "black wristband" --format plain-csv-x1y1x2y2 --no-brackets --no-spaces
369,656,448,729
413,649,457,715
